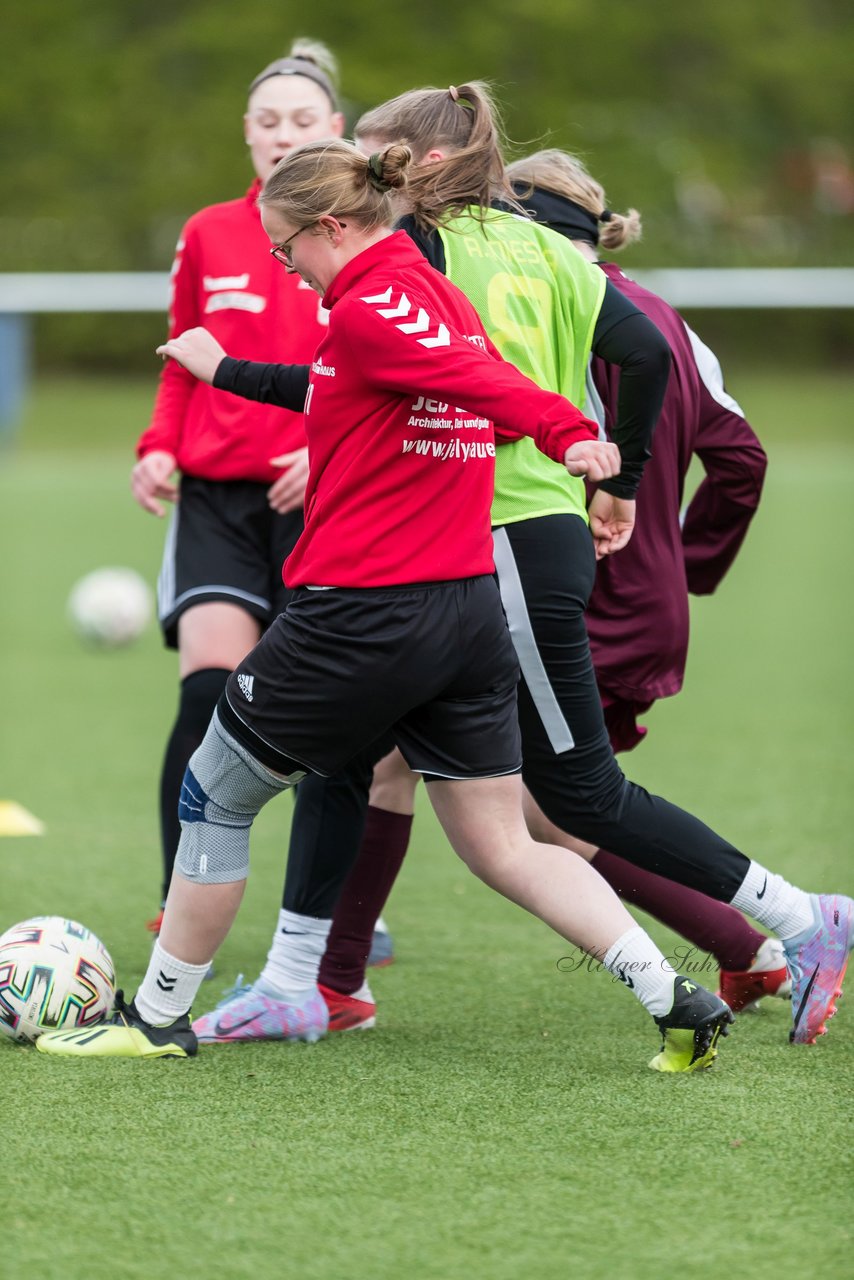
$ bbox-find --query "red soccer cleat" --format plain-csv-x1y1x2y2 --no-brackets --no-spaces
145,908,164,935
319,982,376,1032
718,937,792,1014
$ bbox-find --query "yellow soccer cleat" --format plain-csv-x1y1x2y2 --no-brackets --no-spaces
36,990,197,1059
649,976,734,1073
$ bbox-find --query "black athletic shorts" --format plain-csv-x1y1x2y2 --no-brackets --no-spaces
218,575,522,780
157,475,304,648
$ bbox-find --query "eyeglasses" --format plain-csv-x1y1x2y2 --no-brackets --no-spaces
269,219,348,267
270,223,317,267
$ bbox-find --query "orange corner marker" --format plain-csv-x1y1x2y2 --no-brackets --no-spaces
0,802,45,837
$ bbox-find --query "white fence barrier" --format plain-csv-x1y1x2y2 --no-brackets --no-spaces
1,268,852,314
1,269,852,428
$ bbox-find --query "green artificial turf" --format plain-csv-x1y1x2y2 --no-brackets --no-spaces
0,370,852,1280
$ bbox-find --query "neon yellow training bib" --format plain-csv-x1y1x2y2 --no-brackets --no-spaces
438,207,605,526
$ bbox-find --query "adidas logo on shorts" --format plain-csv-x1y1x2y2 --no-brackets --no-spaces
236,673,254,702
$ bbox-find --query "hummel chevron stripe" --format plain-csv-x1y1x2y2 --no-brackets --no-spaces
361,289,451,348
416,324,450,348
396,304,451,347
397,306,428,332
378,292,412,319
361,286,394,304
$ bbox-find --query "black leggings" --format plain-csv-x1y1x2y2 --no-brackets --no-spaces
282,514,750,912
499,514,748,898
282,736,392,916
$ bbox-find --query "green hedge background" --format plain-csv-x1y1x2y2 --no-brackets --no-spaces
3,0,853,370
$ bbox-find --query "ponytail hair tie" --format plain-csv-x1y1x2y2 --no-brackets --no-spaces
367,151,390,192
599,208,613,223
448,84,474,110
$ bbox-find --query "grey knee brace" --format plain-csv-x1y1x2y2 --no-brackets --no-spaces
175,711,305,883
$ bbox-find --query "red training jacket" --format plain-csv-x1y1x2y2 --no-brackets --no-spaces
137,180,325,482
284,232,598,588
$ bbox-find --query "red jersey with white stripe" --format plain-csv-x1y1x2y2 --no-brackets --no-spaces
137,180,325,481
284,232,598,588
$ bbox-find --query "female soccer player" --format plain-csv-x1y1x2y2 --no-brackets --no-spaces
304,146,787,1027
190,85,851,1052
36,139,734,1073
132,39,345,929
505,149,787,1011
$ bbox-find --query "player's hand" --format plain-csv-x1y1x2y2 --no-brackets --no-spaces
587,490,636,559
155,327,226,384
131,450,179,517
564,439,621,483
268,447,310,514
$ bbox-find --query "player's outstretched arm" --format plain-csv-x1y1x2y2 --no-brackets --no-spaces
156,327,226,384
155,330,311,412
591,283,671,501
564,439,621,483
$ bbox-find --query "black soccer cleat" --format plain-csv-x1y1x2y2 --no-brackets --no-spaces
649,976,734,1073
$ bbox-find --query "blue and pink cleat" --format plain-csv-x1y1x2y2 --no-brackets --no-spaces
192,978,328,1044
785,894,854,1045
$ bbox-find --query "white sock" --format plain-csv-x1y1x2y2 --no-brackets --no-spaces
729,861,814,940
602,926,678,1018
135,941,211,1025
257,909,331,1000
375,915,390,935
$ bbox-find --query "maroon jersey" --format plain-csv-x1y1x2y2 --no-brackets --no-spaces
587,262,767,703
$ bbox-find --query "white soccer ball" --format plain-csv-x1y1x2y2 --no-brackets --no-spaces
68,566,153,646
0,916,116,1043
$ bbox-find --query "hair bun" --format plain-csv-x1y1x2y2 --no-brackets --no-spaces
366,152,391,192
